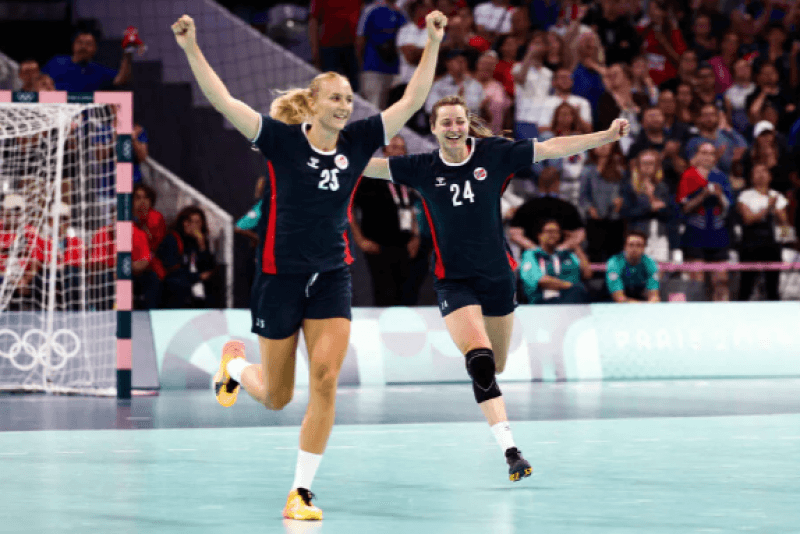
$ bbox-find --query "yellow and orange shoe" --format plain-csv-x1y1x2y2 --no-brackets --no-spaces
213,340,245,407
283,489,323,521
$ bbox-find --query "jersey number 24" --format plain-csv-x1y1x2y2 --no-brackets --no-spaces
451,180,475,207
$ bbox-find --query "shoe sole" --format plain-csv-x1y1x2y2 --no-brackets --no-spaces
214,340,245,407
509,465,533,482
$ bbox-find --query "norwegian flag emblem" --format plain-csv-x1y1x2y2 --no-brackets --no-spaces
474,167,487,181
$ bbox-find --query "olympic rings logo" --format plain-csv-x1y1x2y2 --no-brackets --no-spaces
0,328,82,372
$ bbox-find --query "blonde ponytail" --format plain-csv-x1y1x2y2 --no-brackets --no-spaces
270,72,350,125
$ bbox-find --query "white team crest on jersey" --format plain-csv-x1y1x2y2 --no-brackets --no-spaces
335,154,349,170
474,167,487,181
307,157,320,169
435,177,446,187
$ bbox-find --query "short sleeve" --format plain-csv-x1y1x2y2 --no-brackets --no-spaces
645,257,660,290
519,250,543,293
605,257,624,293
251,114,288,157
396,23,417,47
343,114,388,158
132,227,151,262
480,137,535,177
388,153,435,189
236,200,262,231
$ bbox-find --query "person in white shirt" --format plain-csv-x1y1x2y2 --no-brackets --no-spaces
537,67,593,134
474,0,514,39
511,32,551,139
395,1,429,88
425,49,485,114
736,163,790,301
724,58,756,135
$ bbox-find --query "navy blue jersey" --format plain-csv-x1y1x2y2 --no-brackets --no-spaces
251,114,387,274
388,137,534,280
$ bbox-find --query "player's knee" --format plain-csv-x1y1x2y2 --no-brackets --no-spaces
495,359,506,375
265,387,293,410
311,363,339,401
465,348,501,403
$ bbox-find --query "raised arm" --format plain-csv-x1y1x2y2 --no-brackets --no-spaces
172,15,260,140
362,158,392,181
534,119,630,163
381,11,447,139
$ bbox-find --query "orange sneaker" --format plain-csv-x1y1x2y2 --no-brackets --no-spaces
283,489,323,521
213,340,245,407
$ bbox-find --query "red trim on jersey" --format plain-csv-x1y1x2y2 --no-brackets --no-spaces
501,173,517,271
261,161,278,274
420,198,445,279
344,175,363,265
500,172,514,194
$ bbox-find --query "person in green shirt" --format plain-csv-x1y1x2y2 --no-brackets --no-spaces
605,230,660,303
519,219,591,304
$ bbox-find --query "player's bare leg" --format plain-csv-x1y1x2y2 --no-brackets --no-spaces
483,313,514,374
444,305,531,481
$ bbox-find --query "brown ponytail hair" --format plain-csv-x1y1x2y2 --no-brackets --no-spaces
429,95,495,138
269,72,349,125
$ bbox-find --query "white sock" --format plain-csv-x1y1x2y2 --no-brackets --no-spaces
226,358,249,383
491,421,516,453
291,449,323,491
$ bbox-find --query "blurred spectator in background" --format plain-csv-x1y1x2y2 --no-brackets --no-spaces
512,32,552,139
578,142,627,263
689,12,718,61
694,63,725,110
392,1,429,101
708,31,740,95
156,206,216,309
474,52,511,133
657,89,691,148
473,0,513,41
677,141,733,301
605,230,661,303
42,26,143,91
509,6,532,44
132,183,166,254
582,0,641,65
630,54,659,106
0,194,39,308
508,168,585,254
741,120,797,195
234,176,265,291
636,0,687,86
425,49,484,114
544,31,566,71
737,162,790,301
309,0,362,92
540,102,590,206
572,31,606,116
674,81,696,124
132,123,148,185
623,149,671,256
519,219,590,304
356,0,407,108
35,204,85,310
724,58,757,135
746,62,794,131
351,135,425,306
537,67,592,135
685,103,747,175
660,49,698,93
596,63,645,142
493,34,522,95
16,59,40,92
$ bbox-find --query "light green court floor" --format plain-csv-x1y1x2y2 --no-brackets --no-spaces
2,412,799,534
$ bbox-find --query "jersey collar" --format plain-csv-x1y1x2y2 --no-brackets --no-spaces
438,137,476,167
302,122,337,156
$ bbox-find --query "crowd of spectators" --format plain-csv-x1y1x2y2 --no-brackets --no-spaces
325,0,800,303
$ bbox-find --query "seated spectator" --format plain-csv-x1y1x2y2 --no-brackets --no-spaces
622,149,671,254
356,0,407,109
537,67,592,135
693,63,725,110
352,135,427,306
689,12,718,61
724,58,757,135
606,230,661,303
34,204,85,310
474,52,511,134
132,123,149,185
578,142,627,263
133,183,166,253
708,31,740,96
16,59,40,92
156,206,217,308
677,141,734,301
519,219,590,304
635,0,687,87
684,103,747,176
473,0,514,41
539,103,590,206
425,49,484,115
630,54,659,106
512,32,552,139
0,194,39,307
737,163,790,301
42,27,143,91
741,120,797,195
507,167,585,254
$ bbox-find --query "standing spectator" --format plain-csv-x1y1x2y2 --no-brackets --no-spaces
578,142,627,262
425,49,484,114
677,141,733,301
132,123,148,185
636,0,688,86
544,31,566,71
754,24,793,86
512,33,552,139
595,63,646,147
132,183,166,254
507,167,585,253
694,63,725,110
42,27,142,91
581,0,642,65
509,6,532,44
708,31,740,96
537,68,592,135
623,149,671,241
724,58,757,135
690,12,719,61
572,31,606,116
351,135,424,306
473,0,514,41
659,49,699,93
745,62,795,131
658,89,692,148
741,120,797,195
684,103,748,175
494,34,523,96
356,0,407,108
16,59,40,92
605,230,661,302
737,163,790,301
519,219,590,304
310,0,362,92
475,52,511,133
540,102,590,206
628,105,687,190
630,54,659,106
156,206,217,308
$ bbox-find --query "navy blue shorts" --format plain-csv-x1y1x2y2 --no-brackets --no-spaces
433,275,517,317
250,266,352,340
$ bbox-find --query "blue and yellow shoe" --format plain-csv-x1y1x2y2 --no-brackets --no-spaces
213,340,245,407
505,447,532,482
283,488,323,520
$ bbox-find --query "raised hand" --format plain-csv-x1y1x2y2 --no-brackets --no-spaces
426,10,448,44
171,15,197,51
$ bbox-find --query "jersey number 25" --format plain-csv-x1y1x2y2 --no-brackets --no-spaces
451,180,475,207
318,169,340,191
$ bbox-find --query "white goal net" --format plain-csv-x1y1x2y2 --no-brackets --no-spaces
0,103,117,395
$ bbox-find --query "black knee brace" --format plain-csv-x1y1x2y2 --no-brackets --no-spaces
465,348,502,403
